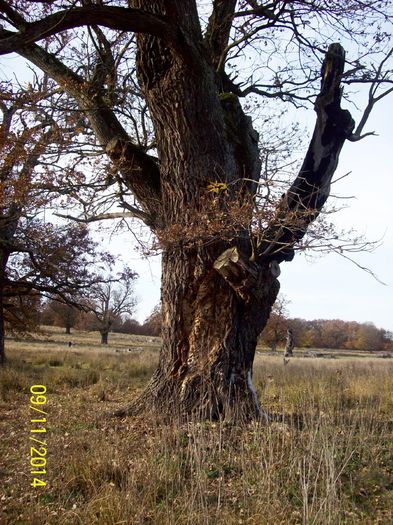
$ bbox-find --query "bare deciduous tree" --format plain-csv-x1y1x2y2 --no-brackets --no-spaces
87,267,138,345
0,1,392,418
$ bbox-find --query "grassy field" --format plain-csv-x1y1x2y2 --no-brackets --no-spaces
1,327,392,524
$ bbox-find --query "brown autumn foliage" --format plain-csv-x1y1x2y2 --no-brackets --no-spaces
0,79,113,363
288,318,392,352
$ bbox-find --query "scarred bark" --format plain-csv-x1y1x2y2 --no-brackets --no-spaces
117,245,279,419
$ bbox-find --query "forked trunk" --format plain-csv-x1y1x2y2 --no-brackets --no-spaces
116,4,352,420
116,1,272,419
0,3,361,410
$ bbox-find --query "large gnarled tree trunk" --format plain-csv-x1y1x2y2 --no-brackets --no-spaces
9,2,355,416
115,8,354,419
127,247,280,419
110,1,279,419
112,4,352,419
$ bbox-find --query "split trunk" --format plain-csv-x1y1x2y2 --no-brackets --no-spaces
117,1,280,419
118,37,353,419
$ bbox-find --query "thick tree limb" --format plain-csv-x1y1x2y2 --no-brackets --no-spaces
16,43,162,225
257,43,355,262
204,0,237,71
0,6,175,55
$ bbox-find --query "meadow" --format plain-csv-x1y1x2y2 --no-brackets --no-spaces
1,327,392,524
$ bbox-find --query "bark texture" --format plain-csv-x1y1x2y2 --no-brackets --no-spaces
0,205,20,365
118,245,279,419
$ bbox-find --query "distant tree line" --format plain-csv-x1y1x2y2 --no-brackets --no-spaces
260,309,392,354
41,302,162,338
40,295,392,351
286,318,393,352
11,288,393,352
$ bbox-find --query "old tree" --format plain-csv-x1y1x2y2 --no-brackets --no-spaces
0,1,392,418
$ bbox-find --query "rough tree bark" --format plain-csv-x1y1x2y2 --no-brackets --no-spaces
0,205,20,365
115,13,354,419
108,0,280,420
0,2,359,414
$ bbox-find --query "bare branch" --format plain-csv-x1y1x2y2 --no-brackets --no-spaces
54,209,149,224
0,5,176,56
344,47,392,140
15,42,161,224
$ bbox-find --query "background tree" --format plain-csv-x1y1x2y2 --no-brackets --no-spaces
87,267,138,345
113,317,145,336
141,305,162,337
4,292,42,336
353,322,382,352
0,77,115,363
2,221,104,357
0,1,392,417
42,300,79,335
